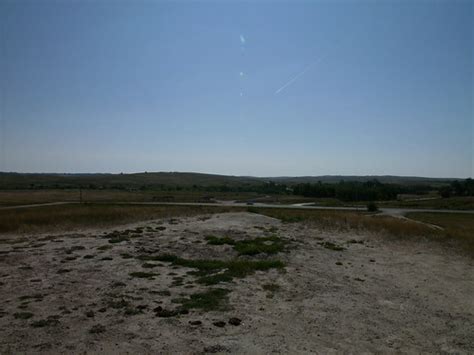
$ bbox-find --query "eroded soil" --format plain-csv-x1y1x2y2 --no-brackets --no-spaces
0,212,473,354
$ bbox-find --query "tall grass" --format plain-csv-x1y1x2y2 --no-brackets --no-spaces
251,208,438,237
0,204,243,234
252,208,473,256
406,212,474,255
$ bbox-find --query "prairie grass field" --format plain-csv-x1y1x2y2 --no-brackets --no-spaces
0,204,244,234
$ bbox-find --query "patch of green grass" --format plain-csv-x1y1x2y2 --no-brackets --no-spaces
146,254,285,285
65,245,85,254
97,245,113,251
31,316,60,328
319,241,345,251
89,324,106,334
262,283,280,292
205,234,286,256
347,239,364,244
176,288,230,312
110,281,126,288
205,235,235,245
108,235,130,244
142,262,160,268
18,265,33,270
129,272,158,279
18,294,43,301
233,235,285,255
153,290,171,296
107,298,130,309
0,237,28,245
124,307,142,316
14,312,34,319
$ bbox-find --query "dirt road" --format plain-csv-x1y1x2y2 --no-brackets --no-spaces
2,200,473,219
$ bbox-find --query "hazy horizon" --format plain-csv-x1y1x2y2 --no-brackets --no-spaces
1,0,472,178
0,170,465,181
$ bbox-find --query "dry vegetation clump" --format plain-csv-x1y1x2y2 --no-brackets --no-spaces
406,212,474,255
252,208,474,256
0,204,244,234
249,208,437,237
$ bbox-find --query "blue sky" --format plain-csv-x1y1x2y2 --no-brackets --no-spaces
1,0,472,177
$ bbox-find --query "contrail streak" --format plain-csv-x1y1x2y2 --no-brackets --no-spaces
275,56,324,95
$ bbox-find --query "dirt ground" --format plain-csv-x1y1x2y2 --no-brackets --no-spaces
0,212,473,354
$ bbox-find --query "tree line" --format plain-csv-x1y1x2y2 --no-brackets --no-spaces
439,178,474,198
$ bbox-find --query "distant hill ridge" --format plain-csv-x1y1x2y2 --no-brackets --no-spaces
0,171,459,189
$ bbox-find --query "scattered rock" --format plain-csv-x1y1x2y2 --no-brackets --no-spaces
213,321,226,327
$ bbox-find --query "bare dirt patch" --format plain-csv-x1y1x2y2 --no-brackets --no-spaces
0,212,472,353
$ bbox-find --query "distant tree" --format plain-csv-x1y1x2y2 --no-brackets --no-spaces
367,202,378,212
451,180,465,196
439,186,452,198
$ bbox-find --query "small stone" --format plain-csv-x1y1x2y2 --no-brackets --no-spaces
213,321,226,327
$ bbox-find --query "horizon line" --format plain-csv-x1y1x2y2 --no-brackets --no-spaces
0,170,467,180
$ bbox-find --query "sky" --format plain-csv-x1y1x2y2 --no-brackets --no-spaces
1,0,472,178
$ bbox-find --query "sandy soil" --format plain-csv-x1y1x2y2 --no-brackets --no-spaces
0,212,473,354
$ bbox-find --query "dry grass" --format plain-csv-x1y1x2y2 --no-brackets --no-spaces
0,204,243,234
252,208,474,256
380,196,474,210
0,189,263,206
406,212,474,255
250,208,438,237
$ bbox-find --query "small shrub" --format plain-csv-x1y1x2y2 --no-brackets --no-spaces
319,241,345,251
89,324,106,334
262,283,280,292
129,272,158,279
14,312,33,319
178,288,230,311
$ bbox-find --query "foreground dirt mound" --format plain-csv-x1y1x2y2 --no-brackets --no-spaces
0,212,473,353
